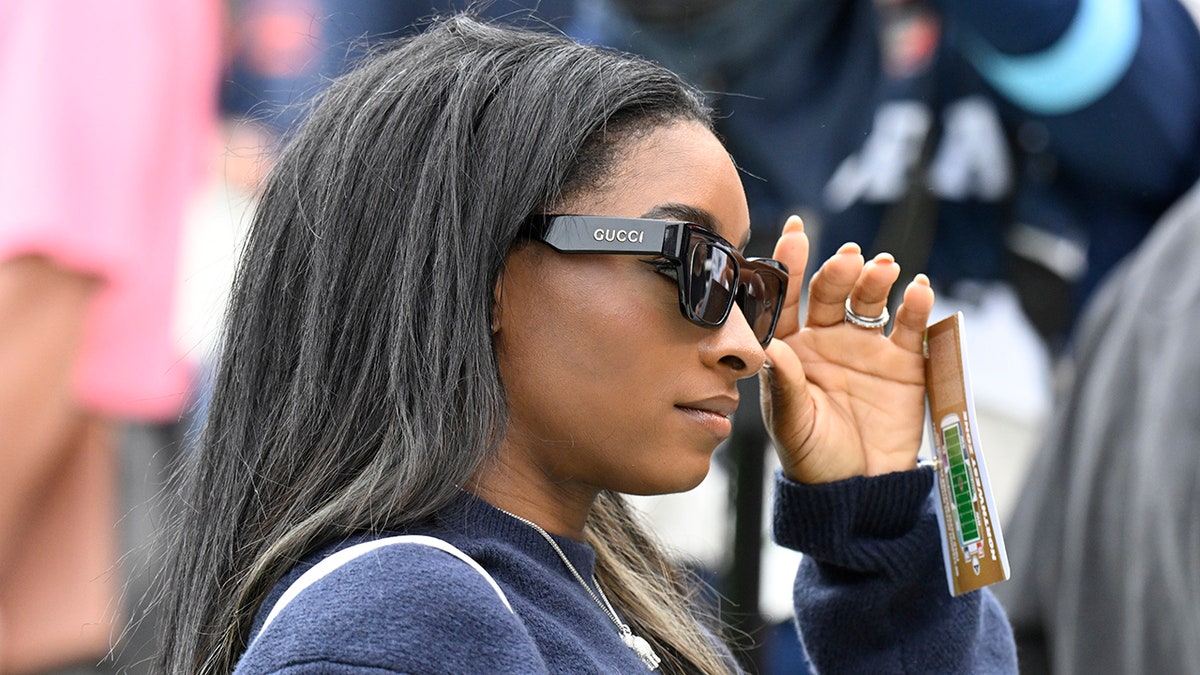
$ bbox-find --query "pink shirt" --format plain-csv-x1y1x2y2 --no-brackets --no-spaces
0,0,221,420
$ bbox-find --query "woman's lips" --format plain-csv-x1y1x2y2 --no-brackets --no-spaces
675,396,738,438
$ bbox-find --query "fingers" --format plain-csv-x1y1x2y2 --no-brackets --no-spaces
770,215,809,338
807,246,898,329
846,252,899,328
773,224,933,349
890,274,935,353
805,242,865,327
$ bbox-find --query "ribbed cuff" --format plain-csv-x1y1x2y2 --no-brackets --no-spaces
772,467,937,581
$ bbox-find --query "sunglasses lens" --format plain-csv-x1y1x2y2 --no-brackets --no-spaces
740,267,784,343
687,240,737,325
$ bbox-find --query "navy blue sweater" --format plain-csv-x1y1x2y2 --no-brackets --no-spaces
234,467,1015,673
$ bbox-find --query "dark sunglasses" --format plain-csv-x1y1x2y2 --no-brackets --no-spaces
525,215,789,346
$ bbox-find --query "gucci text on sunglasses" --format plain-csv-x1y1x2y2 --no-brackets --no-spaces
593,228,646,244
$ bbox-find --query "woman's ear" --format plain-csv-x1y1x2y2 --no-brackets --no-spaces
491,269,504,335
492,243,540,337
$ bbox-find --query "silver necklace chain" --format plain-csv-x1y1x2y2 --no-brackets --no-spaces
497,507,662,671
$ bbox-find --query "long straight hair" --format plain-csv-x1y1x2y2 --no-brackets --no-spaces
157,15,734,674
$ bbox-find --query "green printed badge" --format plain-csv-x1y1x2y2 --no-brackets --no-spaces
925,313,1010,596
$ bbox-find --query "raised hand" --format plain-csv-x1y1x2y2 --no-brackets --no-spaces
760,216,935,484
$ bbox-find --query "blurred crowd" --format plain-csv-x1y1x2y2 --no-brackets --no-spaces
1,0,1197,673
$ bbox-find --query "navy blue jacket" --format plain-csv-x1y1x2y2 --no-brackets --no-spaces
234,468,1015,673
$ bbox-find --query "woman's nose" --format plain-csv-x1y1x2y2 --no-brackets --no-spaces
702,302,767,378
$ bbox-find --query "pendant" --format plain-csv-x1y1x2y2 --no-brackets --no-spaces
621,631,662,670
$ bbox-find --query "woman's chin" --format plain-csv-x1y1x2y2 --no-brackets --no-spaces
620,457,712,497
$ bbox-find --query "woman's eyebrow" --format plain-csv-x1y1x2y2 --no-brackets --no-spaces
641,203,751,249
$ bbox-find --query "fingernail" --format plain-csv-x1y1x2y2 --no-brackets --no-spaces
837,242,861,254
873,252,894,264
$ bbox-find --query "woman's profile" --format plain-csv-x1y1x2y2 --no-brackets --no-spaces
157,15,1015,674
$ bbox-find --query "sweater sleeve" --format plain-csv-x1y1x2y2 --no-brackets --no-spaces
233,544,549,675
773,467,1017,673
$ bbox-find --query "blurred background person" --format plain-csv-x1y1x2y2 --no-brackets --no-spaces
0,1,220,673
219,0,576,167
995,169,1200,675
573,0,1200,348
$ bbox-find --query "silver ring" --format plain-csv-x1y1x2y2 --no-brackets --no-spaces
844,297,889,329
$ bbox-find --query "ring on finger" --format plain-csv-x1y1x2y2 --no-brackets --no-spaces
843,297,889,329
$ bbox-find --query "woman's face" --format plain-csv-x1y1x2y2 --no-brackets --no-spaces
492,120,765,511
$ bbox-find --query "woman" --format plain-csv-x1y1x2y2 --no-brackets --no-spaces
158,15,1015,674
